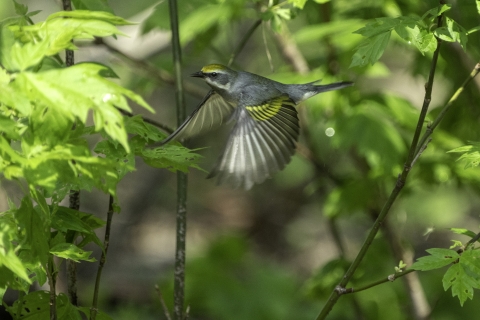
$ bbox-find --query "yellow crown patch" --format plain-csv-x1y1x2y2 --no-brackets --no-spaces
201,64,228,73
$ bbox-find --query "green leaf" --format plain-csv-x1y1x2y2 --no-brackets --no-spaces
434,17,468,50
442,262,479,306
448,142,480,169
289,0,308,9
13,0,28,16
50,243,95,262
142,145,204,173
71,0,115,13
14,63,153,151
14,197,50,267
51,207,96,234
46,10,132,25
412,248,459,271
0,218,31,282
421,4,451,20
6,292,82,320
450,228,478,240
350,32,391,67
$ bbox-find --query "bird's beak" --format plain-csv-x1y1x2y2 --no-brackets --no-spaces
190,71,204,78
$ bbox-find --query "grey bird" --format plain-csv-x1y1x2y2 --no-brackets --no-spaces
158,64,353,189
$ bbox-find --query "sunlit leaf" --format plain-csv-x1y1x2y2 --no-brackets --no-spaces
412,248,459,271
50,243,95,262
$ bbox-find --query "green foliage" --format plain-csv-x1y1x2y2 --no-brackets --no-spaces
350,4,470,67
0,1,203,317
6,291,82,319
412,244,480,306
449,142,480,169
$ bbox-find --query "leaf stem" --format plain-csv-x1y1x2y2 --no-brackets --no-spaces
316,12,445,320
168,0,188,319
91,195,115,320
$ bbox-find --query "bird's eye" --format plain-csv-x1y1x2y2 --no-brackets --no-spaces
210,72,218,77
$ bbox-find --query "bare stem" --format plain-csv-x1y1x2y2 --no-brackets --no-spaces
47,256,57,320
62,0,80,307
91,195,115,320
416,62,480,155
168,0,188,319
316,12,445,320
344,269,416,294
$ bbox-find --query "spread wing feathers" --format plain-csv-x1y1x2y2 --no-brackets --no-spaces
157,90,235,146
208,95,299,189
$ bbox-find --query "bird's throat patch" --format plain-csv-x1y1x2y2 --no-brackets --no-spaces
246,96,295,121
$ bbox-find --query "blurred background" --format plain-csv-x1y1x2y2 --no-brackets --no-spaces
1,0,480,319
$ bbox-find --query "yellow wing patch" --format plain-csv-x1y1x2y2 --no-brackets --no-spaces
246,96,295,121
201,64,228,73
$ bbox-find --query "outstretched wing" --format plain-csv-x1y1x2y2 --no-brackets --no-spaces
157,90,235,145
208,95,299,189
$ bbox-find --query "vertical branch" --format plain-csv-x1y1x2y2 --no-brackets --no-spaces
91,195,115,320
168,0,188,319
62,0,78,307
47,256,57,320
316,12,445,320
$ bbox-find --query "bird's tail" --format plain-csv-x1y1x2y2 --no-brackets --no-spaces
313,81,354,93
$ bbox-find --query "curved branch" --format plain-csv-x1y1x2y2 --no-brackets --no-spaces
316,12,445,320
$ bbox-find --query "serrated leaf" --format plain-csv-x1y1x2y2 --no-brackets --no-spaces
14,63,153,151
448,142,480,169
6,292,82,320
442,263,479,306
50,243,95,262
350,32,391,67
14,197,49,267
51,206,96,234
13,0,28,16
412,248,459,271
421,4,451,20
142,145,204,173
434,17,468,50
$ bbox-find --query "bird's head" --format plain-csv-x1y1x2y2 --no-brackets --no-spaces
191,64,237,91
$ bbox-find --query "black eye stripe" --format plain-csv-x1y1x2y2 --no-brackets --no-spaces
210,72,218,77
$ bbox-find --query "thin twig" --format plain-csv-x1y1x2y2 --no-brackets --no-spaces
415,62,480,155
465,230,480,248
344,269,416,295
316,11,445,319
91,195,115,320
168,0,188,319
155,285,172,320
228,19,262,67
